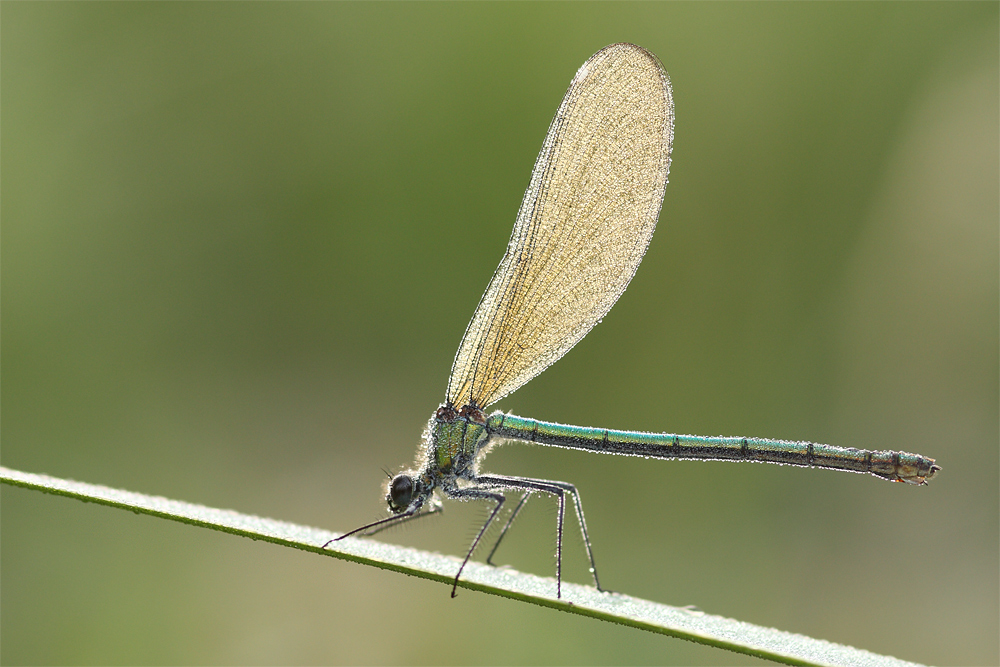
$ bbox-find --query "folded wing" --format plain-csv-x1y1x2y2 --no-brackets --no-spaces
447,43,675,409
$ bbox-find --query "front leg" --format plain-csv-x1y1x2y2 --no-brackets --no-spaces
360,497,443,537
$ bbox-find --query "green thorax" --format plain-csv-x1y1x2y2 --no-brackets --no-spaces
431,410,490,472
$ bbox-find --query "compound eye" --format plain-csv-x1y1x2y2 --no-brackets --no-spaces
387,474,414,512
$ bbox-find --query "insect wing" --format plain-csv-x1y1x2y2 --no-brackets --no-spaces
447,43,675,409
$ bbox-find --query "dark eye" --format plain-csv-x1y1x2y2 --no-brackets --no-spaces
387,475,414,511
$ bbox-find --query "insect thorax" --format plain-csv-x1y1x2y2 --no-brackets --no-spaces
429,404,490,474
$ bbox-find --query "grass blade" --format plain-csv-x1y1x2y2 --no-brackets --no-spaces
1,466,924,667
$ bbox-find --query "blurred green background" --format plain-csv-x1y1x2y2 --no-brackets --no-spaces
2,3,997,665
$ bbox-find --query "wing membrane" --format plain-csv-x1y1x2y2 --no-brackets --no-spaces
447,44,674,409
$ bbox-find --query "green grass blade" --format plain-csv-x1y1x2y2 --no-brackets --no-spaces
1,466,925,667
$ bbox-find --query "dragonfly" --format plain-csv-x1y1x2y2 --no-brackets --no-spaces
326,43,940,598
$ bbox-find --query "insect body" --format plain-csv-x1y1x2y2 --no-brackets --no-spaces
327,43,938,599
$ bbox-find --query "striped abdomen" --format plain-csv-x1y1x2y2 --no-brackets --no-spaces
488,413,940,485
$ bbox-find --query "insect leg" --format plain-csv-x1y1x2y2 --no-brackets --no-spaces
444,486,506,598
538,478,604,592
360,499,443,537
476,474,587,598
485,492,531,566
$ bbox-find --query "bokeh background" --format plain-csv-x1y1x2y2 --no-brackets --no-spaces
3,3,997,665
